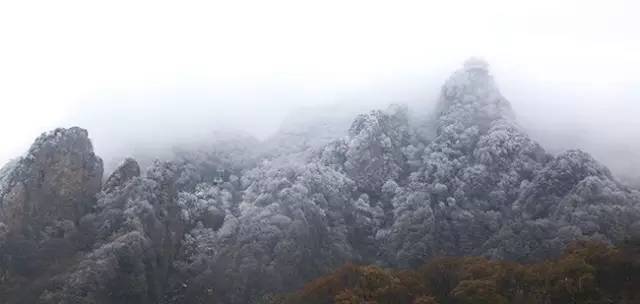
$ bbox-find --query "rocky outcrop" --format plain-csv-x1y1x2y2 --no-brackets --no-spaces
0,127,103,303
0,133,186,304
435,57,515,131
0,127,103,239
40,160,185,304
102,157,140,192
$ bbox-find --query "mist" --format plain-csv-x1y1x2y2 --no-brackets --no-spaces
3,2,640,302
1,0,639,182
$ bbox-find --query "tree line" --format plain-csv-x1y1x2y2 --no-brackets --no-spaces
276,240,640,304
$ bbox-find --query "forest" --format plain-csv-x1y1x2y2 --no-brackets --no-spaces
1,60,638,304
279,240,640,304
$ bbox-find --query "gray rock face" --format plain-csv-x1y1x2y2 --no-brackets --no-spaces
0,127,103,239
0,133,185,304
40,160,184,304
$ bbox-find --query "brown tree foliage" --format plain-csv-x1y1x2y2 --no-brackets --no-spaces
279,240,640,304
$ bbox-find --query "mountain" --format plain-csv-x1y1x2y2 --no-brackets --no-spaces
1,59,638,304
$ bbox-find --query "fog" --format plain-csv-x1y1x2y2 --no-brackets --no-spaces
1,0,639,182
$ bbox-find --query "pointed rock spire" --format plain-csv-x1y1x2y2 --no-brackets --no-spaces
435,58,514,132
0,127,103,238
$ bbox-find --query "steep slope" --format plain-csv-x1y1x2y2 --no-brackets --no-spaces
165,59,640,302
0,127,103,239
38,159,186,304
320,104,412,195
0,128,104,303
0,131,191,304
0,59,638,304
381,58,640,264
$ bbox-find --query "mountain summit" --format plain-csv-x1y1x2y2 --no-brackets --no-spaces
436,57,515,131
0,60,638,304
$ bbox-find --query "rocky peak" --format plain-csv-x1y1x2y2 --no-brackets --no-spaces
103,157,141,192
463,57,490,73
435,58,515,132
1,62,639,304
0,127,103,238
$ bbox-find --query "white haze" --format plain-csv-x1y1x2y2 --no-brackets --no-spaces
0,0,639,181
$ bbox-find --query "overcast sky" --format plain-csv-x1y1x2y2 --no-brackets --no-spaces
1,0,639,175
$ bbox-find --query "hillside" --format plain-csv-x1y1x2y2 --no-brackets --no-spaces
0,59,638,304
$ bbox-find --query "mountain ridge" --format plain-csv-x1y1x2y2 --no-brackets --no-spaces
0,59,638,304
